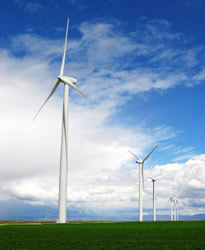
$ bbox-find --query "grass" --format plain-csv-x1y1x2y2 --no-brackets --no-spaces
0,221,205,249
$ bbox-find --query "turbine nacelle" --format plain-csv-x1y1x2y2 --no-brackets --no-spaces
136,159,143,164
145,173,167,182
58,75,78,84
129,144,158,165
58,75,86,98
169,190,182,205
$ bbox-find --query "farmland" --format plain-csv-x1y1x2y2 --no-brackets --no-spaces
0,221,205,249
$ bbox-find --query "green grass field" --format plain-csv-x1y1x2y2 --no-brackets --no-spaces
0,221,205,249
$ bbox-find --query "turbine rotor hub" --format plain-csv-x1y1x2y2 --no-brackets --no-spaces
136,160,143,164
58,75,78,84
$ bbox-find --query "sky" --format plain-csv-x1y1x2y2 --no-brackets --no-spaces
0,0,205,221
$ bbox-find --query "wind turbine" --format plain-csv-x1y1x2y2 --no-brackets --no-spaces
169,195,174,221
173,190,182,221
145,173,166,221
33,18,86,223
174,198,178,221
128,144,158,222
169,190,182,221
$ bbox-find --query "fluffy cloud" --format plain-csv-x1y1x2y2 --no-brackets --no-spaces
144,154,205,216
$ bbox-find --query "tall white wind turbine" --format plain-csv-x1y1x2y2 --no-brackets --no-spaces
145,173,166,221
33,18,86,223
129,144,158,222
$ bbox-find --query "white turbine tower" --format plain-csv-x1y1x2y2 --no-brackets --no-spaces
129,144,158,222
145,173,166,221
169,195,174,221
173,191,182,221
33,18,86,224
174,198,178,221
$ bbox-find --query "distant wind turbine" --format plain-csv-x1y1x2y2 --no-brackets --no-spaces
174,198,178,221
173,190,182,221
33,18,86,223
169,195,174,221
169,190,182,221
145,173,166,221
128,144,158,222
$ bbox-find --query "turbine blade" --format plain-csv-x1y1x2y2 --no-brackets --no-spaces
155,173,167,180
59,76,87,98
32,79,60,121
143,144,158,162
60,18,69,76
128,150,141,161
175,189,182,198
144,172,154,180
67,81,87,97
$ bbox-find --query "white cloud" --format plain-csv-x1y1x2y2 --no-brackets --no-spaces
144,154,205,215
174,146,194,155
193,69,205,81
0,41,173,210
14,0,43,13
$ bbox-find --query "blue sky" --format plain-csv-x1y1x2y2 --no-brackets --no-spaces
0,0,205,221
